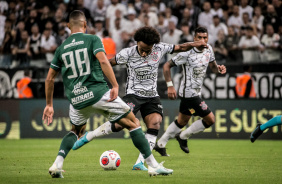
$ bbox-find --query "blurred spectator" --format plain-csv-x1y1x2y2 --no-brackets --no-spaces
198,1,214,29
235,65,256,99
213,29,228,64
130,0,142,15
179,23,193,43
263,4,281,32
44,20,56,36
123,8,142,36
162,19,182,76
102,30,116,59
225,26,242,63
25,9,40,35
0,1,8,14
94,18,105,39
109,9,126,33
56,26,69,46
29,24,42,61
91,0,107,22
156,12,168,39
0,11,6,45
211,0,223,19
40,29,57,64
138,2,158,27
184,0,201,31
106,0,127,30
110,18,123,52
224,0,235,16
89,0,111,18
53,8,65,34
240,12,253,36
17,70,33,98
121,31,135,48
272,0,282,18
180,8,195,31
168,0,185,25
228,5,242,34
208,15,228,46
251,6,264,38
12,30,31,67
260,24,280,62
0,19,13,68
239,0,253,19
152,0,166,14
76,0,93,25
238,26,260,63
39,6,53,33
164,7,178,27
257,0,268,15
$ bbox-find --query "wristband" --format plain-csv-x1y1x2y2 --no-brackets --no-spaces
166,81,173,87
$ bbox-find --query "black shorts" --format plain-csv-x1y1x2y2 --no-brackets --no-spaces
122,94,163,119
179,96,211,117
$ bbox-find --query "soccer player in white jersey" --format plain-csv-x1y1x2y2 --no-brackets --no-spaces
72,26,207,170
154,26,226,156
44,11,173,178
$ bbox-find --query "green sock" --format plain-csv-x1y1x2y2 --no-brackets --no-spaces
130,128,151,159
58,132,77,158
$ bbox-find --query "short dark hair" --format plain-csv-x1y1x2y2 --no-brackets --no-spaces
69,10,86,21
134,26,160,45
194,26,208,35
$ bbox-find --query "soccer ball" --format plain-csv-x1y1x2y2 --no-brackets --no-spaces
99,150,121,170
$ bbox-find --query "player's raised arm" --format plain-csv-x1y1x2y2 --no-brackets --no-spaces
173,40,207,53
209,60,226,74
96,52,119,101
43,68,58,125
163,60,177,100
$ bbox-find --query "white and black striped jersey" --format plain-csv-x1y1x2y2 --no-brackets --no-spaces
116,43,174,97
172,44,215,98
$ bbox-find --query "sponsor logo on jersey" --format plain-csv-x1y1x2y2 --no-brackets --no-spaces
71,91,94,105
64,40,84,49
200,101,208,110
72,82,89,95
134,66,157,80
137,90,156,97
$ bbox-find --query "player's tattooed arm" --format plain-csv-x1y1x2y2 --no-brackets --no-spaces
209,60,227,74
109,57,117,66
174,40,207,52
163,60,177,99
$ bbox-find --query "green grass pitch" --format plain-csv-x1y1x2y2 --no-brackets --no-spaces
1,138,282,184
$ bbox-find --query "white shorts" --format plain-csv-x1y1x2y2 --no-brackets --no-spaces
69,90,131,126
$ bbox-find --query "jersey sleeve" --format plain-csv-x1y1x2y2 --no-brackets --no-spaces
50,48,62,71
208,45,215,62
171,52,188,66
92,36,106,55
158,42,175,54
115,48,130,65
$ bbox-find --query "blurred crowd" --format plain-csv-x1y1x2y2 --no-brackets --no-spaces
0,0,282,69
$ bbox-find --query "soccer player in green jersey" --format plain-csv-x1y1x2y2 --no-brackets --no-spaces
42,10,173,178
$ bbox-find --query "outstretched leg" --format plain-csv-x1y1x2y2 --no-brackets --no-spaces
49,124,85,178
250,115,282,143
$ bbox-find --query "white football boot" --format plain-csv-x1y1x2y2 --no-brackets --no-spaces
148,161,173,176
49,163,64,178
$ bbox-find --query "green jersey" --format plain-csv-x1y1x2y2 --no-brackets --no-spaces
50,33,109,109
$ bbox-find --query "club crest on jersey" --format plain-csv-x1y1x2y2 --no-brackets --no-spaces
200,101,208,110
127,102,135,111
151,52,159,61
